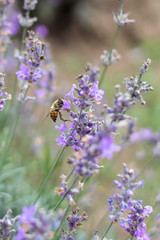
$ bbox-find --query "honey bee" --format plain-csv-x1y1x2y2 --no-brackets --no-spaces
44,98,70,123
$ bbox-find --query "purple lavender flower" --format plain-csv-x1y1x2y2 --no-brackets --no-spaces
55,66,104,150
68,125,120,177
108,164,152,239
106,59,152,122
61,208,87,240
55,174,84,206
0,209,18,239
16,205,54,240
16,31,45,84
108,164,144,222
35,24,49,38
120,200,153,239
0,73,11,111
130,129,159,143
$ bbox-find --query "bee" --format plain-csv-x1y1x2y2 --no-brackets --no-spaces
50,98,64,122
44,98,70,123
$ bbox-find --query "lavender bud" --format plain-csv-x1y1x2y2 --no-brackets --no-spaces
24,0,38,10
139,58,151,75
113,11,135,27
100,49,120,66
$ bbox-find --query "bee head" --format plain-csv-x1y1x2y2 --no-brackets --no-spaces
58,98,64,107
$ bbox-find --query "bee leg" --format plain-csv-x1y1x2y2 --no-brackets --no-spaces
59,112,72,123
43,113,49,122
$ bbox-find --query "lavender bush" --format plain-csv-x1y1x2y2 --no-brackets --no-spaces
0,0,159,239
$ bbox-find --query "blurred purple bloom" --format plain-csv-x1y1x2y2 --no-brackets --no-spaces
19,206,36,224
16,206,54,240
35,24,49,38
130,129,159,143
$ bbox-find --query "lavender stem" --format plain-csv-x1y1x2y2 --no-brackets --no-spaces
101,221,113,240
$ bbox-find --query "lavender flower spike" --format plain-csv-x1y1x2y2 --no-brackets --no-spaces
0,209,19,239
113,11,135,27
24,0,38,10
0,73,11,111
108,163,144,222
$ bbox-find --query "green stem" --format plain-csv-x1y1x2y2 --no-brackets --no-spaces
33,146,66,204
99,25,120,87
54,204,70,239
134,155,154,181
101,222,113,240
0,86,29,166
33,109,83,204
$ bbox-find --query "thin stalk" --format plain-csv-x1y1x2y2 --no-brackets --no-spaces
134,155,154,181
0,86,30,166
13,10,29,96
33,109,83,204
99,1,124,87
33,146,66,204
66,168,74,181
99,25,120,87
54,204,70,239
101,222,113,240
53,175,78,212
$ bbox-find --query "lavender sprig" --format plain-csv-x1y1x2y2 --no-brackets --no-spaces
0,209,18,240
0,73,11,111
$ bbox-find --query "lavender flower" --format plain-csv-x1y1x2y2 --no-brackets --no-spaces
130,129,160,143
61,208,87,240
35,24,49,38
18,14,37,28
68,125,120,177
113,11,135,27
106,59,153,122
18,0,38,28
130,128,160,159
100,49,120,66
0,209,18,240
15,205,54,240
123,75,153,105
120,200,152,239
108,163,144,222
0,73,11,111
55,174,84,206
55,66,104,149
24,0,38,10
108,164,153,239
16,31,45,84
